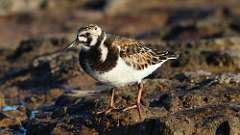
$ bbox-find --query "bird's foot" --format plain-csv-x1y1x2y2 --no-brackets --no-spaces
122,104,142,120
122,105,137,111
96,106,118,114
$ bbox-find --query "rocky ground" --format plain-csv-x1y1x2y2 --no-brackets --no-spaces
0,0,240,135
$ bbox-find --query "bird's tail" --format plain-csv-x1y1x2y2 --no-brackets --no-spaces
166,51,180,60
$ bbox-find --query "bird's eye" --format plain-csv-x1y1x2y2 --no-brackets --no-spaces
94,27,97,30
86,33,90,36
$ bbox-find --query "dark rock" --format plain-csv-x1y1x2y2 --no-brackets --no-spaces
0,129,14,135
26,119,56,135
15,12,34,25
24,72,240,134
30,49,80,80
3,108,27,122
107,104,240,135
0,68,28,85
46,88,64,102
52,123,75,135
8,37,68,61
230,19,240,33
165,37,240,73
84,0,107,10
12,49,80,90
167,7,215,25
163,24,199,41
154,72,240,112
54,95,79,107
0,109,26,128
202,51,235,66
24,94,47,109
0,112,8,120
52,121,99,135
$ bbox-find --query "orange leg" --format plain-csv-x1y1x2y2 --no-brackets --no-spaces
97,88,117,114
123,82,143,119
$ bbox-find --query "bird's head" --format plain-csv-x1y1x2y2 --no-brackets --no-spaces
66,24,104,51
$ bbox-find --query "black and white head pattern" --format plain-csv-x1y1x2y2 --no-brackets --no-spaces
77,24,103,50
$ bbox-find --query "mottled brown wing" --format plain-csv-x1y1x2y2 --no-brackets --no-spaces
112,39,175,70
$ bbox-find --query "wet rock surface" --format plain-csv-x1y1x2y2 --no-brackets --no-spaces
0,0,240,134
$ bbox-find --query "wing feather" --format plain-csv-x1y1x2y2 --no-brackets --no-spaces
112,38,178,70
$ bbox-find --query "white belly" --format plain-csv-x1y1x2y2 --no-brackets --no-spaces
85,57,164,87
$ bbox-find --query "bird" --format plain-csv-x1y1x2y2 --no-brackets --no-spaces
66,24,179,119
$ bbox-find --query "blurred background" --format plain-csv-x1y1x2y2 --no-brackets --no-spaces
0,0,240,49
0,0,240,134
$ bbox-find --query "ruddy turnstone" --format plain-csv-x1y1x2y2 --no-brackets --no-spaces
66,24,178,119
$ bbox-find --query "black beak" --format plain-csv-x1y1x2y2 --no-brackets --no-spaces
63,39,77,51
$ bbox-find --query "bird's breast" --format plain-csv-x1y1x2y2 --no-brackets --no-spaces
79,46,119,76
